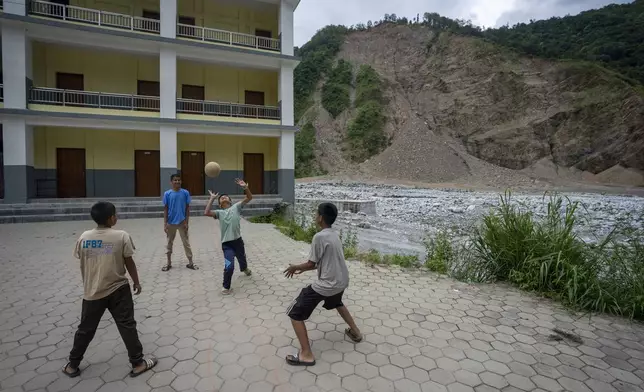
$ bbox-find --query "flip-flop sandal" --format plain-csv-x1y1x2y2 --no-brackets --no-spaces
162,265,172,272
130,357,158,378
286,354,316,367
345,328,363,343
186,264,199,270
61,363,80,378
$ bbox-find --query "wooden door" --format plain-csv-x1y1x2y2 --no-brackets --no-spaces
135,150,160,197
57,148,86,198
243,153,264,194
180,151,205,196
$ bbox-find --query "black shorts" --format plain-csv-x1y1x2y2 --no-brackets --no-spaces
287,285,344,321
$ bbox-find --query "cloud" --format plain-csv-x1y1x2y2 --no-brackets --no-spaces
293,0,633,46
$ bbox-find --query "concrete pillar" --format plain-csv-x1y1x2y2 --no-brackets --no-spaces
278,64,295,126
279,0,295,56
3,0,27,15
160,126,178,194
2,24,32,109
160,48,177,119
278,131,295,204
160,0,177,39
2,119,35,203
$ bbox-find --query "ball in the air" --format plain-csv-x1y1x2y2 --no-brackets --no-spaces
204,161,221,178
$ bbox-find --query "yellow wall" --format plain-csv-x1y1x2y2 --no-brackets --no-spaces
179,0,278,38
32,43,158,94
177,133,278,170
68,0,278,37
34,128,159,170
177,61,278,105
70,0,159,17
32,43,279,106
33,128,278,171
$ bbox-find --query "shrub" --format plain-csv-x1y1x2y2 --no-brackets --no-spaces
424,230,454,273
321,60,353,118
346,101,388,161
470,191,644,319
294,122,321,178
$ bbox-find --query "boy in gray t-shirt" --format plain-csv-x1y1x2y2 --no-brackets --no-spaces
283,202,363,366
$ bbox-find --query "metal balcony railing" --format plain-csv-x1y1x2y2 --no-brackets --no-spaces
30,0,160,34
30,87,160,111
177,24,281,52
176,98,281,120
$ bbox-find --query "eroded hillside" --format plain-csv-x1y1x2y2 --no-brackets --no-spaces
300,24,644,187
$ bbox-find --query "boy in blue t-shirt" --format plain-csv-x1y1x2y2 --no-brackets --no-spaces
162,173,196,271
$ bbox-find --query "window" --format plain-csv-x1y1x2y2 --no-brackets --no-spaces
142,10,160,20
244,90,265,106
137,80,160,97
182,85,205,100
56,73,84,90
255,29,272,38
136,80,160,111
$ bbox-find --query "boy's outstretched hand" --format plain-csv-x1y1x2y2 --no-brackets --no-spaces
208,190,219,200
235,178,248,189
284,264,303,278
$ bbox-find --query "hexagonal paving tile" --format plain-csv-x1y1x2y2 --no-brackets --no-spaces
3,219,644,392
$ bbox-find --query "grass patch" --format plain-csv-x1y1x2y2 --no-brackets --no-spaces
467,191,644,319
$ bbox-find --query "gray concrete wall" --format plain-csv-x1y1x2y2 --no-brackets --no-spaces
3,165,35,203
21,168,284,199
278,169,295,204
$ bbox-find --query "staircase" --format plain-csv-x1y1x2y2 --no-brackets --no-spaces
0,195,282,224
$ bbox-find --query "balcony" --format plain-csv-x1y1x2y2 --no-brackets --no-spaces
177,24,281,52
28,1,282,53
30,0,160,34
30,87,160,111
28,87,281,122
177,98,280,120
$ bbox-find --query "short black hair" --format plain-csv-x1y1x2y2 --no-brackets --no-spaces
170,173,181,181
218,194,230,204
90,201,116,226
317,202,338,226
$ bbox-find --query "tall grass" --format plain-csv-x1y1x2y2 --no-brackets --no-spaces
469,191,644,320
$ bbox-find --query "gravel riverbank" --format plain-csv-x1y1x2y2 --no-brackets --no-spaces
294,182,644,258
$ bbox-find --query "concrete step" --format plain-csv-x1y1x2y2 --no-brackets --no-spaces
0,207,274,224
0,194,281,207
0,200,281,216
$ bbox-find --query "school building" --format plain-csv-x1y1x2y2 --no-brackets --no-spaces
0,0,299,204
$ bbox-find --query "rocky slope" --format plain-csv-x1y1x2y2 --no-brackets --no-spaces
300,24,644,187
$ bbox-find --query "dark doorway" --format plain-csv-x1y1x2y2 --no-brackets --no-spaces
135,150,160,197
57,148,86,198
180,151,205,196
243,153,264,194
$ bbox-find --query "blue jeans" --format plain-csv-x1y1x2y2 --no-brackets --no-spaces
222,238,248,289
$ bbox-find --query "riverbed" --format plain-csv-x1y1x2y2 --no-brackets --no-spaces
294,182,644,258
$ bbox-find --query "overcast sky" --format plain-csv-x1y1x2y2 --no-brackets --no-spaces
293,0,633,47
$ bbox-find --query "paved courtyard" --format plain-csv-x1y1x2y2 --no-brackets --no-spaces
1,217,644,392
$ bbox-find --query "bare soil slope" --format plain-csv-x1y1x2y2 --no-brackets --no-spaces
304,24,644,187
